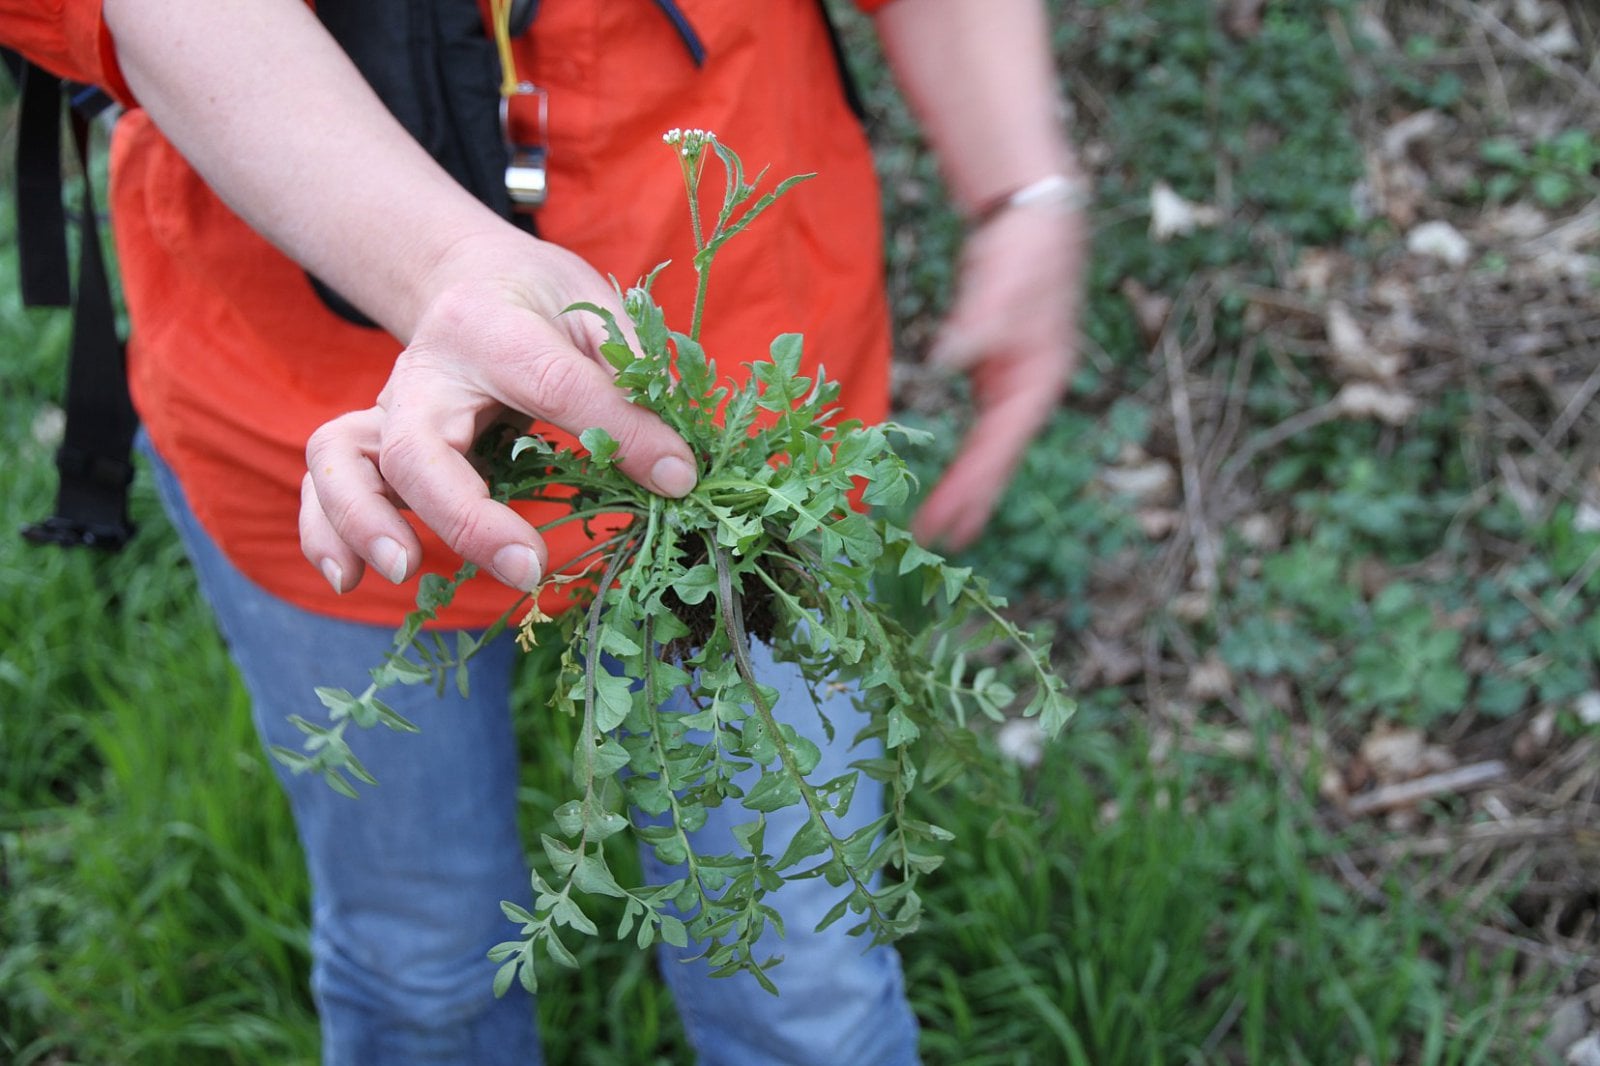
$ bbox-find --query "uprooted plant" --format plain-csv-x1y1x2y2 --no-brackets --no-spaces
275,129,1072,995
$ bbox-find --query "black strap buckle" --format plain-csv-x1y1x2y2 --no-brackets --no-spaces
20,514,136,551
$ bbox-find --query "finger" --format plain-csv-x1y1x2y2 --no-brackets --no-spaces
304,408,425,585
300,473,364,592
912,441,1009,550
912,395,1051,551
524,346,698,494
449,313,699,496
374,411,550,591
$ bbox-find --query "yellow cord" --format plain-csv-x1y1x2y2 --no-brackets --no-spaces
489,0,518,97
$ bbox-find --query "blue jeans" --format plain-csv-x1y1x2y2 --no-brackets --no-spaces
145,442,920,1066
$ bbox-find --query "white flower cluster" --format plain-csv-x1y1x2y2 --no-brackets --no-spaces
662,127,718,157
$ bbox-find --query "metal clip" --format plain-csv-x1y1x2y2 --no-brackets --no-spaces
501,81,549,211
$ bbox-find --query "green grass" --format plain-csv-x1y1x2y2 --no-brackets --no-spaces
904,716,1541,1065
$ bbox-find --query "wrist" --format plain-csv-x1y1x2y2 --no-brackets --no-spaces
968,171,1090,229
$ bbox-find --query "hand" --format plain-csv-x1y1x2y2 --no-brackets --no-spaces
911,202,1086,551
299,235,699,594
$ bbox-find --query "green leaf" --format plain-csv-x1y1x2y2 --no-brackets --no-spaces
590,672,634,733
774,817,831,872
860,461,910,508
731,816,767,855
563,300,629,352
940,565,972,605
368,698,420,733
553,800,584,838
769,333,803,378
370,655,430,688
780,726,822,776
314,687,362,721
552,895,599,936
672,564,719,606
572,853,627,898
590,737,632,779
659,914,690,949
579,427,621,466
741,771,802,813
541,834,578,874
501,900,538,926
583,804,630,842
543,929,579,970
627,774,673,817
816,894,854,932
829,513,881,567
886,708,921,748
415,572,458,613
510,435,554,461
840,814,893,870
493,958,520,999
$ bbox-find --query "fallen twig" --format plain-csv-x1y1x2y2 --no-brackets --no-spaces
1345,760,1509,817
1162,296,1219,593
1439,0,1600,108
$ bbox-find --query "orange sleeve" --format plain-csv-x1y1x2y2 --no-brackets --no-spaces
0,2,134,104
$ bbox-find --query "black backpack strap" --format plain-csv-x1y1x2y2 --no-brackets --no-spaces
815,0,866,124
12,57,139,552
15,59,71,308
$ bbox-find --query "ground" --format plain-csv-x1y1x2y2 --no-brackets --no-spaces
862,1,1600,1061
1,1,1598,1063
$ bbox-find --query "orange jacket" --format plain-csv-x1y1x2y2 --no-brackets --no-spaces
3,0,896,627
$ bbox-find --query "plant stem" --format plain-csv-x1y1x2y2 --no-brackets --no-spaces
690,259,712,344
713,545,891,927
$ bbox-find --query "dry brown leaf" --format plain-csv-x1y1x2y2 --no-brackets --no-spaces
1406,220,1472,266
1290,248,1345,297
1510,0,1548,29
1352,3,1394,49
1358,725,1456,785
1119,277,1174,345
1137,508,1183,539
1532,20,1579,58
1513,707,1559,762
1326,302,1406,381
1100,459,1178,503
1480,202,1551,241
1079,634,1144,687
1235,512,1283,550
1169,591,1213,623
1185,653,1235,701
1150,181,1221,241
1380,109,1445,160
1336,381,1418,425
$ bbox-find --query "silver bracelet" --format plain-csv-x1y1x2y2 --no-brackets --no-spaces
971,172,1091,227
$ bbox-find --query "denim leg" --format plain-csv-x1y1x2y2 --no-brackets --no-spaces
143,444,541,1066
639,642,923,1066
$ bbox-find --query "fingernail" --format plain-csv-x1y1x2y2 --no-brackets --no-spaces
651,456,697,497
320,558,345,594
492,544,543,592
369,536,409,584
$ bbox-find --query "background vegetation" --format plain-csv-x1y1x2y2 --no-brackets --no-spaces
4,0,1597,1062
